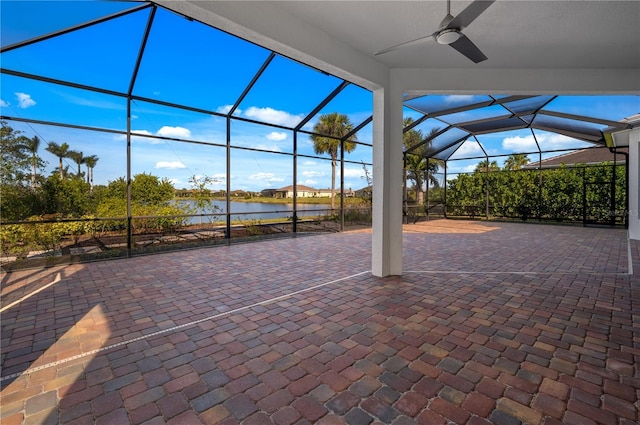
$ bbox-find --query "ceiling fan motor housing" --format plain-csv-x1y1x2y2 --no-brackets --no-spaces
436,28,461,45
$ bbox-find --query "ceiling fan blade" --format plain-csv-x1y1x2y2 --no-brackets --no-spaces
449,34,488,63
447,0,495,30
374,33,436,56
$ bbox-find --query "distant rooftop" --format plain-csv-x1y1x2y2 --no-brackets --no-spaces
526,147,628,169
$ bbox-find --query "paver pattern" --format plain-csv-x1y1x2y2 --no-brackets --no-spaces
1,220,638,424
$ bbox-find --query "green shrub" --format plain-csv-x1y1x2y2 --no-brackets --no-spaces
446,162,625,223
0,223,29,258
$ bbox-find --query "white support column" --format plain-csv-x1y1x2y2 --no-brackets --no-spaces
372,81,404,277
628,128,640,240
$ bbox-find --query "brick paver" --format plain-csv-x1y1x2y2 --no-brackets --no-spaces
1,220,638,424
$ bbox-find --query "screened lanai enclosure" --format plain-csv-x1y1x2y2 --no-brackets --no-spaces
1,1,638,270
401,94,638,225
0,1,376,270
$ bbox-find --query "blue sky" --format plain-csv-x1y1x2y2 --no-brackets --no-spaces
1,1,638,190
0,1,374,192
403,94,640,181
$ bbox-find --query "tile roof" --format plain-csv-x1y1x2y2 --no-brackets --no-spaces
526,147,628,168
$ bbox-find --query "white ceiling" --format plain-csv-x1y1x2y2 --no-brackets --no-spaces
270,0,640,70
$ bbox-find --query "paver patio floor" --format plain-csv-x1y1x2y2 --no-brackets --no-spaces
1,220,638,424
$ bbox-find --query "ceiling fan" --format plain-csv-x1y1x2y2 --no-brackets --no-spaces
374,0,495,63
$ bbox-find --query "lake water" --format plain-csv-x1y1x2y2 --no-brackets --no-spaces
175,200,331,224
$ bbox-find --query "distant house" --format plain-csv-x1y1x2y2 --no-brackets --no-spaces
525,147,627,169
230,190,247,197
268,185,355,198
274,185,323,198
260,188,277,197
314,188,355,197
316,188,333,198
343,188,356,197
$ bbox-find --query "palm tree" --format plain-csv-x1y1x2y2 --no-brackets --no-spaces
504,153,530,170
405,152,426,203
67,150,84,178
424,157,444,188
84,155,99,190
22,135,42,189
475,159,500,173
45,141,70,178
310,112,357,210
403,118,443,204
403,118,425,202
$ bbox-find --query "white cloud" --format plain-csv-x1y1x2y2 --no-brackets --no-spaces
15,92,36,108
502,132,581,151
244,106,304,127
302,160,317,166
302,170,324,177
216,104,240,115
444,161,478,174
443,95,475,104
503,135,537,151
300,179,318,186
248,172,284,182
114,130,159,143
252,144,282,152
132,130,153,137
155,161,186,169
114,127,194,143
342,168,364,178
0,99,8,107
55,90,124,110
266,131,287,141
157,126,191,138
540,133,579,148
452,141,482,158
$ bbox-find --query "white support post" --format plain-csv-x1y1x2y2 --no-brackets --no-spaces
628,128,640,240
372,82,404,277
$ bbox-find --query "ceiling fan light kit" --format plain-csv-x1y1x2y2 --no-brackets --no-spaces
436,29,461,45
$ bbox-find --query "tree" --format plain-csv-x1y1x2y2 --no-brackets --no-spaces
0,123,45,220
188,174,220,224
40,173,92,217
475,159,500,173
504,154,530,170
97,173,184,233
22,135,45,189
403,118,443,204
1,121,31,186
446,172,486,217
403,118,425,203
132,173,175,205
104,173,175,206
84,155,99,190
67,150,84,177
360,161,373,205
45,141,70,178
310,112,357,210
